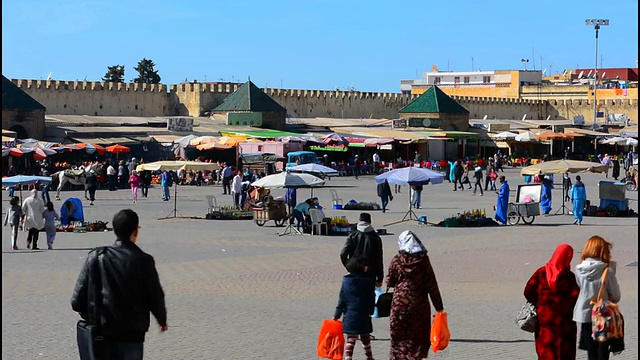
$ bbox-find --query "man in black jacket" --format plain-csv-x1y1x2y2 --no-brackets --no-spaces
376,179,393,213
71,209,168,359
340,213,384,287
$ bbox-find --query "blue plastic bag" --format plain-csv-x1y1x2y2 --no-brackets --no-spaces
372,287,383,318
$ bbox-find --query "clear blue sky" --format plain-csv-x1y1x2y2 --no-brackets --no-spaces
2,0,638,92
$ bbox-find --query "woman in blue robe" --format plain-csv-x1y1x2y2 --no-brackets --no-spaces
570,176,586,225
539,175,553,214
495,176,510,224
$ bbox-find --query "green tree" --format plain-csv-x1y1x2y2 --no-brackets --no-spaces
132,58,161,84
102,65,125,82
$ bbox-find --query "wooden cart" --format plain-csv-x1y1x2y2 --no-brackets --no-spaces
253,204,287,227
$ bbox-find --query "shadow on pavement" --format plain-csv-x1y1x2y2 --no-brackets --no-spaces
451,338,534,343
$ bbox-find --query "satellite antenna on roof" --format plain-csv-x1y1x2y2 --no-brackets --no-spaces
601,72,606,79
46,73,52,81
562,70,567,77
542,69,547,76
482,115,488,121
587,70,593,78
578,71,584,79
546,115,551,121
83,75,87,82
522,114,527,121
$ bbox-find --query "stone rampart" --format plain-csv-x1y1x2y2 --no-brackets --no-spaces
11,79,171,117
8,78,638,122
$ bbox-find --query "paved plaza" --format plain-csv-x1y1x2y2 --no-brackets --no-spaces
2,168,638,359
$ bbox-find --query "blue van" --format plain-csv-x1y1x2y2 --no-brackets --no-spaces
286,151,319,170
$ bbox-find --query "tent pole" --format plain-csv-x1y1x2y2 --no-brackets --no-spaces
384,185,419,226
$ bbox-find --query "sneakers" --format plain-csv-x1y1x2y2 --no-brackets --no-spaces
32,247,40,250
573,219,578,224
48,245,53,250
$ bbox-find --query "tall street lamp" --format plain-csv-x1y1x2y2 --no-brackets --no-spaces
585,19,609,130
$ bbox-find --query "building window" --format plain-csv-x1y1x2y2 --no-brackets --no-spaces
483,76,491,83
464,76,470,84
454,77,460,84
434,77,441,84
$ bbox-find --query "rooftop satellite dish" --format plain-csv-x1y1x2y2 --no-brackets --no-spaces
587,70,593,78
482,115,488,121
46,72,52,81
432,65,438,72
546,115,551,121
562,70,567,76
601,72,606,79
542,69,547,75
578,71,584,78
522,114,527,121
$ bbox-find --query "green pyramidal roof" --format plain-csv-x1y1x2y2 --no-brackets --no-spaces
399,86,469,114
2,76,46,110
213,80,286,112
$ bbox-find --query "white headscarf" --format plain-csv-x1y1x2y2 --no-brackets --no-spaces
398,230,426,254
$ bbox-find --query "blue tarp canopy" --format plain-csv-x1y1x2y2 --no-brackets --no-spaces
60,197,84,225
1,175,52,187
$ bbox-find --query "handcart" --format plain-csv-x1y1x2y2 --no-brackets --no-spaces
253,202,287,227
507,184,542,225
598,181,631,217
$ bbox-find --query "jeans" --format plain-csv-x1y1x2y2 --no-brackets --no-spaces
102,341,144,360
484,176,491,191
380,195,389,212
490,180,496,191
8,187,15,197
162,186,170,200
42,190,50,204
222,177,232,194
411,190,422,208
292,209,305,230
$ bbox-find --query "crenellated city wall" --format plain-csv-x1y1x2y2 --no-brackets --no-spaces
10,79,171,117
9,79,639,122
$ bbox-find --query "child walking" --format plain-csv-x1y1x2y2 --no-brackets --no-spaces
4,196,23,250
129,170,141,204
43,202,60,250
489,168,498,191
333,256,376,360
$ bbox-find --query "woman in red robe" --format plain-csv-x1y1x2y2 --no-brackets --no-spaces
524,243,580,360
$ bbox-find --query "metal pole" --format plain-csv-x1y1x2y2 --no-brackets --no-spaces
593,25,599,130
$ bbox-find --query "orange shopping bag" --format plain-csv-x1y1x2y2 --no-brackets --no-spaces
317,319,344,360
431,311,451,353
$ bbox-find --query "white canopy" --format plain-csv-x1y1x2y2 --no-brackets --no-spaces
515,131,539,142
290,163,339,175
491,131,519,140
520,159,609,176
136,161,219,172
251,171,325,189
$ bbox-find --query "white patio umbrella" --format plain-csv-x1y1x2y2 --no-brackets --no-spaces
251,171,325,189
515,131,539,142
252,172,325,236
375,167,445,225
290,163,339,177
491,131,519,141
